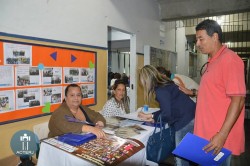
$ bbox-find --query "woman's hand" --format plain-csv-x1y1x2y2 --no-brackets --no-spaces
138,111,154,122
82,125,106,138
95,121,104,129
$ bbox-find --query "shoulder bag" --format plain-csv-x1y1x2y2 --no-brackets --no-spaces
146,114,175,163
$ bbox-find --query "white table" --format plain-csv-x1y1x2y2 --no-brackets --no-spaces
37,125,157,166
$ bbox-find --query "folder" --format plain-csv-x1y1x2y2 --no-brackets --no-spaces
58,133,96,146
172,133,232,166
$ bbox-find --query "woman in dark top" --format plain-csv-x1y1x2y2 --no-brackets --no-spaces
138,65,195,166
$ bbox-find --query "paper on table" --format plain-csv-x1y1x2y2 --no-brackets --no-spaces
172,133,232,166
117,107,160,121
137,107,160,114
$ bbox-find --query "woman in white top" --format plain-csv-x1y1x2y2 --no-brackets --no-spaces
102,80,130,117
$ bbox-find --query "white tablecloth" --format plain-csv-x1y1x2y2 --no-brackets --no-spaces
37,125,158,166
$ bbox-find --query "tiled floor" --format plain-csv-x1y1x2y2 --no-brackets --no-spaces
160,119,250,166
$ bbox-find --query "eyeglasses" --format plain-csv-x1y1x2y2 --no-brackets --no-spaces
200,62,209,76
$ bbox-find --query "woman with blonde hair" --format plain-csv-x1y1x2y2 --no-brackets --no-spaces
138,65,195,166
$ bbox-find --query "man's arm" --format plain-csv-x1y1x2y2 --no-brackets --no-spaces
203,96,245,154
178,85,197,97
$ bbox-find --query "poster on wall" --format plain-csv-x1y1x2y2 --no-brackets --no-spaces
64,67,80,84
0,66,14,88
15,66,41,86
80,84,95,99
0,90,15,113
80,68,95,82
16,88,41,110
42,67,62,85
42,86,62,105
4,42,32,65
0,39,97,124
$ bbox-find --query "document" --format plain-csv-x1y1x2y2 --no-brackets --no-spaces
117,107,160,121
172,133,232,166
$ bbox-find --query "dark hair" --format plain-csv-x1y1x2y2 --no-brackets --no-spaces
121,73,129,85
65,84,81,97
111,79,130,113
114,73,121,79
113,79,126,89
156,66,171,78
196,19,222,43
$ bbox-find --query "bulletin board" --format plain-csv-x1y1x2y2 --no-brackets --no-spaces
0,39,97,124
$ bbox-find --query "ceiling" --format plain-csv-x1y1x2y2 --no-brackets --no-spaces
156,0,250,21
157,0,250,58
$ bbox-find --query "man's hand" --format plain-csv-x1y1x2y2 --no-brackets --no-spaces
203,132,227,155
178,86,194,96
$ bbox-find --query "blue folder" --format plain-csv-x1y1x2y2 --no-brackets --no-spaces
172,133,232,166
58,133,96,146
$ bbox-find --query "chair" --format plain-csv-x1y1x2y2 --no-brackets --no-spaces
33,121,49,158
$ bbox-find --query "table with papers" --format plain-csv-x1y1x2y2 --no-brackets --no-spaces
37,113,159,166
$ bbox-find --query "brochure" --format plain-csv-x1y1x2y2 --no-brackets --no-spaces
43,134,145,166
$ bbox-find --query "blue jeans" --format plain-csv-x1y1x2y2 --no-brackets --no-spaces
175,119,194,166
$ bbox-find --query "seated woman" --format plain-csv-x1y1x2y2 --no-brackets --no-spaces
48,84,106,138
101,80,130,117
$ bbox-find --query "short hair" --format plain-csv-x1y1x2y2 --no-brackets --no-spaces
196,19,222,43
65,84,81,97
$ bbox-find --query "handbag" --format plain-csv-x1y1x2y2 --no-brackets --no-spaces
146,115,175,163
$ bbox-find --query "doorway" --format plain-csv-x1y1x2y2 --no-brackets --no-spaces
107,27,137,112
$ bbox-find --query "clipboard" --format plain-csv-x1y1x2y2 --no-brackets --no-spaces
172,133,232,166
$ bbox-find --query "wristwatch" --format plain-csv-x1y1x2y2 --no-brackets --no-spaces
191,89,197,97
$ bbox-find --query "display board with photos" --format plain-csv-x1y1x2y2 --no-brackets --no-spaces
0,38,97,124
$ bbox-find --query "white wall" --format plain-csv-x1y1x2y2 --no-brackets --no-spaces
0,0,194,82
165,21,176,52
0,0,164,53
165,21,188,75
110,52,130,75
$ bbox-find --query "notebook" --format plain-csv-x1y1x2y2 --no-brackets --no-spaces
172,133,232,166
